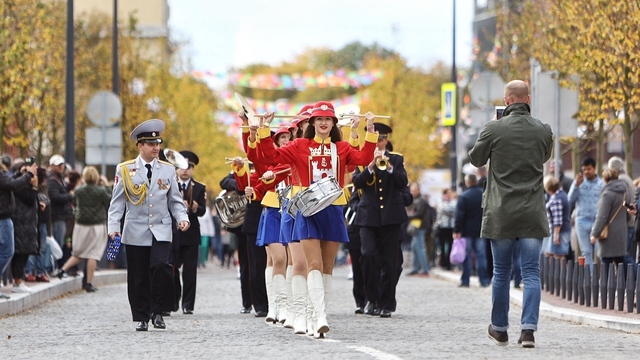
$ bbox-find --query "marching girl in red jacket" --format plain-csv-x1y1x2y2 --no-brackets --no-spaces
248,101,377,338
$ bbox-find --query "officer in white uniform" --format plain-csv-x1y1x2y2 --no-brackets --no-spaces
108,119,190,331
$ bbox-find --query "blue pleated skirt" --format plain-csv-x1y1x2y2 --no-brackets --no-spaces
292,204,349,243
256,207,283,246
280,199,295,244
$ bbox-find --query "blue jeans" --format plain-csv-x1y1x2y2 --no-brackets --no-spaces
411,229,429,273
575,219,596,266
512,241,522,287
461,237,489,286
25,223,52,275
491,237,542,332
0,218,15,277
52,220,67,269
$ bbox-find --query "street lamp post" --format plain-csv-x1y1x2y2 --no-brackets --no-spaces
450,0,457,191
65,0,75,167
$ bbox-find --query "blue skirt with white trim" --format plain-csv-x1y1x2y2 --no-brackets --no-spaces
256,207,283,246
292,204,349,243
280,199,295,244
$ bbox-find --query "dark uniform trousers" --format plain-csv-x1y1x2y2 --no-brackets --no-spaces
229,226,253,310
126,237,174,322
243,201,268,313
346,227,366,308
172,243,199,311
360,224,402,312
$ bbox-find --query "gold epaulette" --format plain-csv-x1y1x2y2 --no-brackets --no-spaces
158,160,172,166
118,159,135,167
388,151,403,157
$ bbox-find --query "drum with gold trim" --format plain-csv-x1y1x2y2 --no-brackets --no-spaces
286,176,342,218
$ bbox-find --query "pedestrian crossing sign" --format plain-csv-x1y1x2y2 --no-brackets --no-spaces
441,82,457,126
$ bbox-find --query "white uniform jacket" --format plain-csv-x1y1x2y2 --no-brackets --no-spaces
108,156,188,246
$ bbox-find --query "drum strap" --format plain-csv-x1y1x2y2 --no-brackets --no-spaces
330,142,338,179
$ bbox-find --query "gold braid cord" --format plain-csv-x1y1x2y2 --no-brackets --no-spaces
121,165,147,205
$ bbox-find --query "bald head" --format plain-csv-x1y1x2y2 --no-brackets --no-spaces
504,80,530,105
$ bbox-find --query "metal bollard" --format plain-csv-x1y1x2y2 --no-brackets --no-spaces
540,254,545,290
573,261,579,304
567,260,574,301
554,258,561,297
636,266,640,314
578,263,584,306
601,263,608,309
549,257,555,294
617,263,625,311
584,265,591,307
560,258,567,299
626,263,635,313
592,264,599,308
608,263,616,310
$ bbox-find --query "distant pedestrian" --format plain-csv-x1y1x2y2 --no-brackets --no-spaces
469,79,553,348
454,174,489,287
568,157,604,266
56,166,111,293
543,176,571,259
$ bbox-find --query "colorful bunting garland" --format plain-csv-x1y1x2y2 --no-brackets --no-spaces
193,69,384,90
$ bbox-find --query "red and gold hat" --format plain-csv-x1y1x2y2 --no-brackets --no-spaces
292,104,313,128
271,126,292,141
309,101,337,121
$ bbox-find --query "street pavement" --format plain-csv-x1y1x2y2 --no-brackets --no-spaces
1,259,639,360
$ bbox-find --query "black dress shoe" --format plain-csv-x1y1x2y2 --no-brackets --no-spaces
364,301,378,316
135,321,148,331
240,308,251,314
254,310,268,317
380,309,392,318
355,307,364,314
83,284,97,292
183,308,193,315
151,314,166,329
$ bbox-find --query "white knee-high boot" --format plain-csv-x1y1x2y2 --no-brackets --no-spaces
307,269,329,338
283,265,295,328
306,289,313,336
322,273,332,312
291,274,307,334
265,266,277,324
273,274,288,324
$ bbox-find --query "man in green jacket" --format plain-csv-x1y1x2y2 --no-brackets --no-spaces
469,80,553,349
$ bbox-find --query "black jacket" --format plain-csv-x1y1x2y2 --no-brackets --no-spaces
352,152,409,227
0,170,33,219
453,185,483,238
174,179,207,247
46,171,73,221
12,186,39,255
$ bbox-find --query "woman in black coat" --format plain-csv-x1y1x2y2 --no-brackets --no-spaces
11,164,39,293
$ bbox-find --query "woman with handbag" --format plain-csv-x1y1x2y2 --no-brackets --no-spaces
590,168,632,278
56,166,111,292
24,167,53,283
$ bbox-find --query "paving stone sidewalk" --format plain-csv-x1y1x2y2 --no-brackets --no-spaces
0,264,639,359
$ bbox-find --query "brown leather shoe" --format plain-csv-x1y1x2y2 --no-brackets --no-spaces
488,324,508,346
518,330,535,348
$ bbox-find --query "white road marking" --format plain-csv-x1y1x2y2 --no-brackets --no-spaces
347,345,403,360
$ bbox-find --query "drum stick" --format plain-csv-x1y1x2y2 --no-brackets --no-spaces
247,169,251,204
259,168,291,180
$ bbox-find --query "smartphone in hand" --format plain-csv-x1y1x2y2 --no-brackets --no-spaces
495,106,506,120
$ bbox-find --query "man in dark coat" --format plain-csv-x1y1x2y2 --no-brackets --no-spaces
453,174,489,287
353,123,408,318
46,154,73,269
171,151,207,315
469,80,553,348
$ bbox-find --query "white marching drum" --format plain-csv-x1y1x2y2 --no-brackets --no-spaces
286,176,343,218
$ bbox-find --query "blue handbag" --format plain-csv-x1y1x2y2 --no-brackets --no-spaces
106,235,121,261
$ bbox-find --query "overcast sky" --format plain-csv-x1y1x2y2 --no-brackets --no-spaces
167,0,476,74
